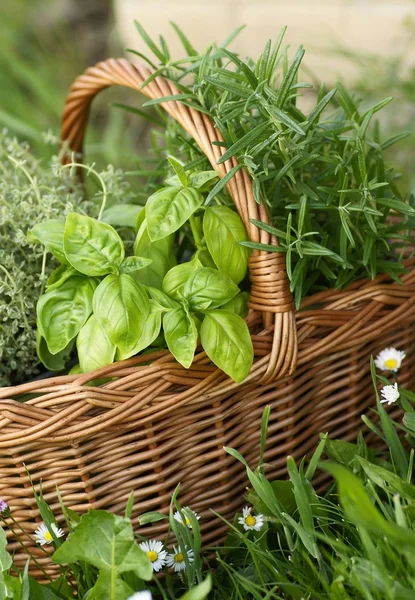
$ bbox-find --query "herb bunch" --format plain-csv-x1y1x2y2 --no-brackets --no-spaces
0,133,137,386
130,23,415,308
32,160,253,382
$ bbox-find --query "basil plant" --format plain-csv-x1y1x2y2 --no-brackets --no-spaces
30,162,254,383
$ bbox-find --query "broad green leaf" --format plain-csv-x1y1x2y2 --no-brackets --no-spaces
324,438,360,467
0,527,12,573
37,275,96,354
184,267,239,311
146,186,204,241
189,170,218,190
163,308,198,368
162,257,202,301
46,265,77,291
52,510,152,580
178,577,212,600
167,155,188,187
200,310,253,382
203,206,249,283
28,577,62,600
2,574,21,599
115,302,162,361
148,287,180,310
36,330,74,371
77,314,116,373
133,219,176,287
88,570,134,600
28,219,68,264
102,203,143,230
93,274,150,353
119,256,152,274
197,247,217,269
220,291,250,317
63,212,125,276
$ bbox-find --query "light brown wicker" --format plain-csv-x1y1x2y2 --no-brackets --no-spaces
1,58,415,578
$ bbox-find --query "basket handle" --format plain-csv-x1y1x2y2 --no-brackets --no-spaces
60,58,297,382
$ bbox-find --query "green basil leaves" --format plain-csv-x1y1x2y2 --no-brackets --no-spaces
163,308,199,369
31,161,253,382
200,311,253,383
146,186,204,241
93,274,150,354
63,213,125,276
203,206,249,283
184,268,239,311
37,275,97,354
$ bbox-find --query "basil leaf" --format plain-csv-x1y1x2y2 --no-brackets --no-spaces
197,248,217,269
47,265,77,290
93,274,150,353
167,156,188,187
63,212,125,276
221,291,250,317
102,204,143,230
203,206,249,283
37,275,96,354
133,219,176,287
162,257,202,301
183,267,239,311
163,308,198,368
77,314,117,373
189,170,219,190
119,256,152,274
116,301,162,361
28,219,68,264
200,310,253,383
36,330,74,371
148,287,181,310
146,186,204,241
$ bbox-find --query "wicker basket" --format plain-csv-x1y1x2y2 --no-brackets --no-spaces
1,58,415,578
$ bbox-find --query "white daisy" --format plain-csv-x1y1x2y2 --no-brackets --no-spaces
173,508,200,529
166,546,194,572
238,506,264,532
138,540,167,572
34,522,64,545
374,348,406,372
127,593,153,600
380,382,400,405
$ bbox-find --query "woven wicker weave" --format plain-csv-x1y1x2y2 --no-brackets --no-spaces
1,59,415,578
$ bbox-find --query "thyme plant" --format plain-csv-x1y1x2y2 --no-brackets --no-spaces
0,132,136,386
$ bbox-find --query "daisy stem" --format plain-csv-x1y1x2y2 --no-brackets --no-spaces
1,516,53,582
153,575,170,599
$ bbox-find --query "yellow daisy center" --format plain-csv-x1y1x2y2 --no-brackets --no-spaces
44,531,53,541
185,517,191,526
147,550,158,562
175,552,184,563
385,358,398,369
245,515,256,527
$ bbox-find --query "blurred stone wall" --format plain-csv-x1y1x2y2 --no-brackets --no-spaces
114,0,415,81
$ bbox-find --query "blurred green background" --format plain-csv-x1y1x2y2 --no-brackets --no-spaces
0,0,149,169
1,0,415,190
